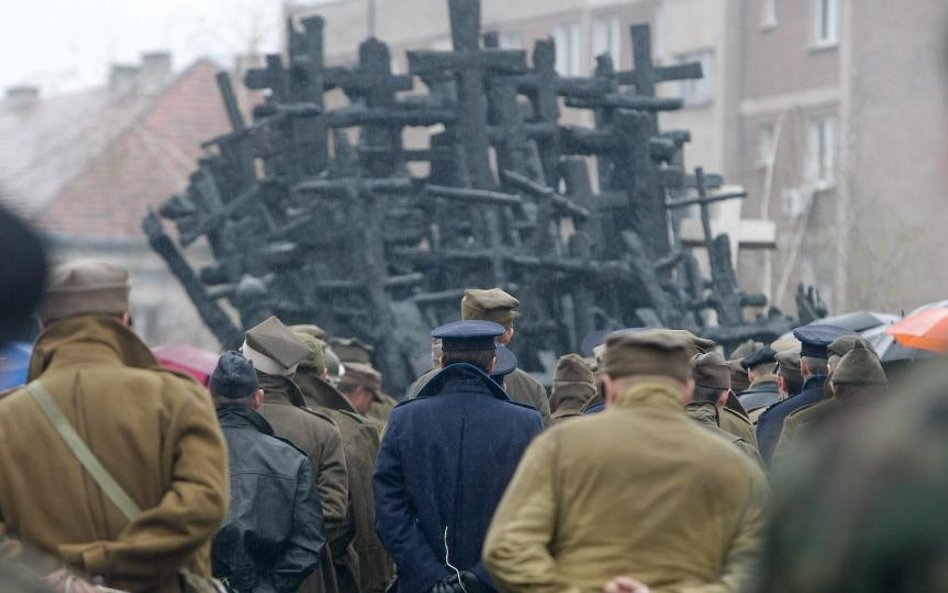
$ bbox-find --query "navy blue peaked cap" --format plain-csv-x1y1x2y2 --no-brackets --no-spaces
432,320,505,352
792,323,856,359
491,344,518,378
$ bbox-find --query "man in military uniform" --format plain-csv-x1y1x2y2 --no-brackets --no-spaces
374,321,543,593
407,289,551,426
773,340,886,458
756,323,853,463
687,352,765,466
293,332,393,593
738,346,780,416
0,261,229,593
483,330,767,593
244,317,350,593
549,354,596,424
337,363,385,416
774,347,804,401
332,337,398,425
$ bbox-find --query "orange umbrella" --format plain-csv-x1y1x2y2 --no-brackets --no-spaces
885,308,948,353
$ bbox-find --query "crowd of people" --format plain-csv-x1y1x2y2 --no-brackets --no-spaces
0,204,946,593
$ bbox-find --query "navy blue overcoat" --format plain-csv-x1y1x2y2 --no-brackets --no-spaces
373,363,543,593
756,374,827,463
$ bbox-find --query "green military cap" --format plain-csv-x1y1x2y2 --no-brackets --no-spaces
775,347,804,383
461,288,521,327
729,339,762,361
662,329,715,354
603,329,693,383
770,336,801,353
693,351,732,390
329,336,375,364
243,316,309,376
293,331,327,375
832,342,887,387
554,353,594,386
827,335,875,359
727,358,751,392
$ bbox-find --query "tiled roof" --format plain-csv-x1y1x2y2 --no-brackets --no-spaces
0,59,234,239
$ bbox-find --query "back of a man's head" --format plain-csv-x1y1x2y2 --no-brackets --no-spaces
441,348,495,373
38,260,130,326
210,351,260,405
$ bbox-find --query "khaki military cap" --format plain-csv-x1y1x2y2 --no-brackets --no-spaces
330,336,375,364
243,316,309,376
461,288,521,327
293,331,327,375
290,323,328,341
726,358,751,392
39,260,131,321
603,329,693,382
827,335,875,359
775,347,804,384
729,340,762,361
554,353,594,386
660,329,715,354
693,351,731,390
339,362,383,399
832,342,887,387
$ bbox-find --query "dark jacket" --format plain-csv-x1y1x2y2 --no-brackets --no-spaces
374,364,543,593
738,379,781,414
756,375,827,463
213,405,326,593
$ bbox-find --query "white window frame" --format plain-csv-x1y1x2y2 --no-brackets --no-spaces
760,0,778,29
676,49,714,108
592,16,622,68
805,115,838,187
552,23,581,76
812,0,839,48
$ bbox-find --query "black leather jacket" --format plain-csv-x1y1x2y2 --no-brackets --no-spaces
212,405,326,593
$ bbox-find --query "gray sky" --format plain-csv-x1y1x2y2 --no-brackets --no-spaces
0,0,291,95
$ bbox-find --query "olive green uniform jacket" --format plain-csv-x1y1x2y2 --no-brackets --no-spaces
259,374,349,593
296,372,393,593
0,316,229,593
483,382,768,593
408,367,551,427
720,404,759,449
686,403,766,469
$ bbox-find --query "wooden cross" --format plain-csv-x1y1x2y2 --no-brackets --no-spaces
407,0,526,190
615,24,703,98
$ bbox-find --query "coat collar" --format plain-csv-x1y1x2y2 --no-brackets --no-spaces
685,401,721,428
258,372,307,407
749,375,779,388
416,363,511,401
294,371,358,413
217,404,275,435
801,374,827,394
612,381,686,415
28,314,158,381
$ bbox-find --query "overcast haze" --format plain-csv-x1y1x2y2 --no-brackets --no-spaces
0,0,294,95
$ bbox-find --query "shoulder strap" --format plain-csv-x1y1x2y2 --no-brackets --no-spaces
26,381,143,522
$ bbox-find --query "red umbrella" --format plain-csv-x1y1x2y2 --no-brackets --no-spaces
152,345,220,386
885,308,948,353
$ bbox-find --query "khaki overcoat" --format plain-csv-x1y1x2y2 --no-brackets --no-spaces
484,381,767,593
0,315,229,593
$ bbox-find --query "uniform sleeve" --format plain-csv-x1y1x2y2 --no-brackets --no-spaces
270,460,326,593
668,467,768,593
373,418,449,593
59,385,229,581
482,432,579,593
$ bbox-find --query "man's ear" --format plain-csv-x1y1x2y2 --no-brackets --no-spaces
681,379,696,404
716,389,730,408
486,355,497,375
252,389,265,410
122,312,132,326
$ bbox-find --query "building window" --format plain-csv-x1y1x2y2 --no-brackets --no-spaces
761,0,778,28
757,123,775,168
813,0,839,46
592,16,622,68
805,115,838,186
552,23,581,76
677,49,714,107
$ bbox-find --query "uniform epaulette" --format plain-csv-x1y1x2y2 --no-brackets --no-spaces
301,405,341,426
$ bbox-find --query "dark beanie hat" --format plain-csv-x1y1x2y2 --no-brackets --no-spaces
210,351,260,399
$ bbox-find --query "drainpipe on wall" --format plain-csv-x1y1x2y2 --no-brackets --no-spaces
834,0,854,312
